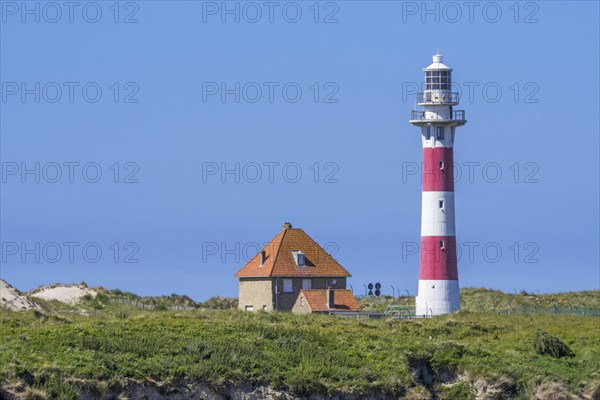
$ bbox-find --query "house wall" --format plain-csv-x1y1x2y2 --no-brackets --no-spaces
273,277,347,311
238,277,348,312
291,293,312,314
238,278,273,312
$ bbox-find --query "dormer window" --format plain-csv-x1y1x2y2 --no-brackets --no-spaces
292,250,306,267
260,250,266,266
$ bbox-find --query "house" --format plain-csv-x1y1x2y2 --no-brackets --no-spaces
234,222,358,312
292,288,360,314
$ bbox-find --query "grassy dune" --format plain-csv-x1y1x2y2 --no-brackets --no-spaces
359,288,600,314
1,296,599,399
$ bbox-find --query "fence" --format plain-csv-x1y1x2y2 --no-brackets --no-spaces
108,297,197,311
335,304,600,319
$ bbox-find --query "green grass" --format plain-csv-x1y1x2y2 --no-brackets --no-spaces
1,306,599,399
359,288,600,314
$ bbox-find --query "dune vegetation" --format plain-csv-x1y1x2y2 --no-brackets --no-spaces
1,288,599,399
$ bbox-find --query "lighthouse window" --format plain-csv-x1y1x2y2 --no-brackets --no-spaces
439,240,445,249
425,70,451,90
436,126,445,140
439,200,444,209
426,127,431,140
439,160,444,169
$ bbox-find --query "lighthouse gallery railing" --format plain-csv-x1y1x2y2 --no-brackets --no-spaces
410,110,466,121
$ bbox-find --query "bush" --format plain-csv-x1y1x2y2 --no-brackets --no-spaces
199,296,237,309
533,332,574,358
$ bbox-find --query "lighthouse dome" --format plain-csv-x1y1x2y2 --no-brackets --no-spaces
424,54,452,71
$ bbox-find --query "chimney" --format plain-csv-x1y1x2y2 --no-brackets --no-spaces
327,287,335,310
283,222,292,229
260,250,266,266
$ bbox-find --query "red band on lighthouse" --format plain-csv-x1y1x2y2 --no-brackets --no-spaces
419,236,458,280
422,147,454,192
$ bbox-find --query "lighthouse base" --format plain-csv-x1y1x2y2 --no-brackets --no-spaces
415,280,460,316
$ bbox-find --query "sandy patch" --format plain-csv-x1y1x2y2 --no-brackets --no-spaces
29,285,97,304
0,279,42,311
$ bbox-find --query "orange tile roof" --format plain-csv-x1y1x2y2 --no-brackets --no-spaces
299,289,360,312
234,225,351,278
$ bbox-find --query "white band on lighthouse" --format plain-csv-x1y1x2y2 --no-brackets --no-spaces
421,191,456,236
416,280,460,316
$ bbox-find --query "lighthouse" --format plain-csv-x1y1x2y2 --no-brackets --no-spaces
409,54,466,316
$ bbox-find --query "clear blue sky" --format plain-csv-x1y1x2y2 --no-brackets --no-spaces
1,1,598,300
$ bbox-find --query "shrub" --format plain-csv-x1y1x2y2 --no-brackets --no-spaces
95,293,109,304
533,332,574,358
199,296,237,309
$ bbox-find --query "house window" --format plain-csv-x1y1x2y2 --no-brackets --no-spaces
245,305,254,312
436,126,445,140
426,127,431,140
283,279,293,293
332,279,337,286
302,279,312,290
262,305,267,311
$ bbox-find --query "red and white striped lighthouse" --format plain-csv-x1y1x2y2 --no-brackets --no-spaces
410,54,466,316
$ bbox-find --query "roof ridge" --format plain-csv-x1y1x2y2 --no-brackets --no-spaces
270,227,288,271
